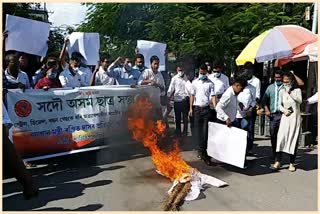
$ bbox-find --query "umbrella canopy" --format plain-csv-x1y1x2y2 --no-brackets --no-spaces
236,25,318,65
276,41,318,67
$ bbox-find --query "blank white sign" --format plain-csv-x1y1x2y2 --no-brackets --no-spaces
207,122,247,168
5,14,50,57
137,40,166,71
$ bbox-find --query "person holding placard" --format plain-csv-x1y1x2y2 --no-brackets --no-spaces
90,54,117,86
216,77,247,127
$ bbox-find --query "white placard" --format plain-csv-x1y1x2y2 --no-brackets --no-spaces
137,40,166,71
207,122,247,168
67,32,100,65
5,14,50,57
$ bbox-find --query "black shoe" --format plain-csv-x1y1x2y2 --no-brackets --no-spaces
203,158,214,166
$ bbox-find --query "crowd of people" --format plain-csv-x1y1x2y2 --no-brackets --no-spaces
2,31,318,201
166,60,317,171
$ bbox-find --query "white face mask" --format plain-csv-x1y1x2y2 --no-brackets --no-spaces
178,71,184,77
73,67,79,73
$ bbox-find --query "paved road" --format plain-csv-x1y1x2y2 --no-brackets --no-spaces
3,130,317,211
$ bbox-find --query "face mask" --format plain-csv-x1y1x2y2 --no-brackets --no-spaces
73,67,79,73
275,81,282,86
213,72,221,78
125,63,132,71
178,71,184,77
199,74,207,81
48,72,57,79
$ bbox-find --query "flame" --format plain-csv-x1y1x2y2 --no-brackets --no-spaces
128,95,190,181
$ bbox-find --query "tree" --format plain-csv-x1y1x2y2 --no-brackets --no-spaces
78,3,311,67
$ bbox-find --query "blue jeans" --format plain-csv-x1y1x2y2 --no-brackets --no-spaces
235,118,253,152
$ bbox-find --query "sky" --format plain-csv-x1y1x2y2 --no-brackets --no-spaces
46,3,88,28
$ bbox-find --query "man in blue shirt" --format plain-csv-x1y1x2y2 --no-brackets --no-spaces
107,57,141,86
262,70,283,161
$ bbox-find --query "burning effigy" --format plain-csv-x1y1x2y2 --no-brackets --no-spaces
128,94,227,211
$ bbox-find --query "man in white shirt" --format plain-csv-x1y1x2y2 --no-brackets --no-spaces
207,61,230,122
189,64,217,165
5,54,31,89
244,62,261,151
59,55,83,88
71,52,93,86
210,61,230,97
167,65,189,136
90,54,117,86
138,55,166,95
108,57,141,85
235,77,256,155
216,77,247,127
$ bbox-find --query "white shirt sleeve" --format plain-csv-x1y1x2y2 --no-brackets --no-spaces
59,73,68,88
216,91,231,121
167,77,175,98
210,82,215,97
255,78,261,100
307,92,318,104
137,70,148,85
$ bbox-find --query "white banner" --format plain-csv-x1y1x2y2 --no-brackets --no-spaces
207,122,247,168
67,32,100,65
137,40,167,71
6,85,160,157
5,14,50,57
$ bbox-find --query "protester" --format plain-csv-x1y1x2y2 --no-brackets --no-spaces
133,53,147,73
205,61,213,74
189,64,216,165
4,53,31,89
34,67,62,90
108,57,141,85
32,56,59,86
59,55,83,88
216,77,247,127
235,72,256,155
262,70,284,161
59,38,91,86
3,104,39,200
272,71,302,172
72,51,93,86
167,65,189,136
243,62,260,154
185,72,196,137
207,61,230,122
90,54,117,86
138,55,165,95
211,61,230,95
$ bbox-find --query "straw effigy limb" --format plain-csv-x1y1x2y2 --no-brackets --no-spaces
162,181,192,211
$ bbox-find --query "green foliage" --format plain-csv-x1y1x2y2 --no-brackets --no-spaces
78,3,311,64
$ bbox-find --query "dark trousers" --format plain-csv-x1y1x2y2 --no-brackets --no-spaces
194,106,210,159
275,142,299,164
249,111,256,145
208,108,217,122
189,106,195,137
269,113,282,160
174,99,189,134
235,117,253,152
